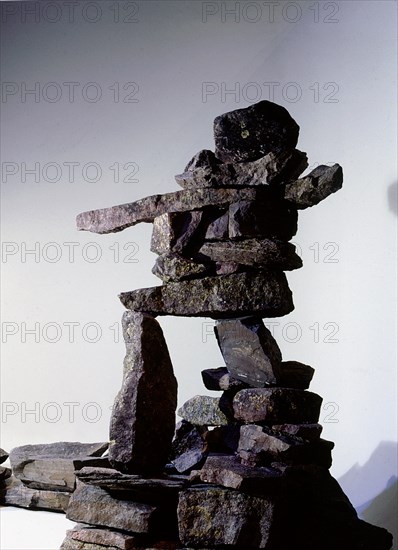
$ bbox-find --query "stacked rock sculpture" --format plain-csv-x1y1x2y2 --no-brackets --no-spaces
60,101,392,550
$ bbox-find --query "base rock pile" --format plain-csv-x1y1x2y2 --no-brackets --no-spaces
2,100,391,550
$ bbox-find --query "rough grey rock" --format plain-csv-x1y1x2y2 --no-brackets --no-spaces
65,524,139,550
271,423,323,441
198,238,302,271
201,367,248,391
77,187,268,234
170,422,207,474
203,425,241,454
0,448,9,464
67,480,157,533
0,466,12,481
177,396,229,426
9,441,108,491
228,200,298,241
75,467,187,498
0,475,70,512
204,209,229,240
238,425,334,468
284,164,343,209
200,454,282,492
215,317,282,387
278,360,315,390
73,456,111,471
178,486,276,548
213,100,300,163
175,149,308,189
152,252,211,283
109,312,177,474
233,388,322,424
119,270,294,319
150,211,204,256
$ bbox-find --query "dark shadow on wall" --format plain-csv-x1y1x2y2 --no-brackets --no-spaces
388,181,397,215
338,441,398,549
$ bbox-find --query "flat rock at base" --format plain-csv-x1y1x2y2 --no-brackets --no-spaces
178,486,276,548
73,456,111,471
152,253,211,283
76,467,187,496
213,100,300,163
284,164,343,209
278,360,315,390
77,187,267,234
9,441,108,491
177,396,229,426
66,524,139,550
215,317,282,386
120,270,294,319
109,312,177,475
228,200,298,241
0,448,9,464
175,149,308,189
198,238,302,271
66,481,157,534
1,476,70,511
200,454,282,492
233,388,322,424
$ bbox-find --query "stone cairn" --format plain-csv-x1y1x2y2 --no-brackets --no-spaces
2,100,392,550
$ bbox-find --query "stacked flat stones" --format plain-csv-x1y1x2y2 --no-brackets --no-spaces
0,442,108,512
61,101,392,550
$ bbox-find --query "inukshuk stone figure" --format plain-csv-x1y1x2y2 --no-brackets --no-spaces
61,101,393,550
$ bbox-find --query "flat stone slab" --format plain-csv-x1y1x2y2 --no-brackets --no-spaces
178,486,276,548
66,480,157,534
77,187,266,234
214,317,282,386
175,149,308,189
198,238,302,271
76,467,187,496
9,441,108,491
233,388,322,424
109,312,177,475
213,100,300,163
200,454,282,492
177,396,229,426
65,524,139,550
278,360,315,390
1,476,70,512
119,270,294,319
285,164,343,209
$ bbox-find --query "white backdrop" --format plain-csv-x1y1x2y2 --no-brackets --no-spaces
1,1,397,548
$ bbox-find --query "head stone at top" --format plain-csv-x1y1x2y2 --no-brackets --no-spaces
214,100,300,163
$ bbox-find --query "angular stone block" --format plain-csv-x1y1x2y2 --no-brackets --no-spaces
178,486,276,548
150,211,203,256
120,270,294,319
152,252,211,283
213,100,300,163
233,388,322,424
215,317,282,386
175,148,308,189
65,524,139,550
177,396,229,427
170,421,207,474
109,312,177,474
198,238,302,270
278,360,315,390
201,367,248,391
285,164,343,209
0,448,9,464
228,200,298,241
271,423,322,441
66,480,157,534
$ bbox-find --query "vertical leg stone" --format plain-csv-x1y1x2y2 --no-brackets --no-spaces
109,312,177,475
